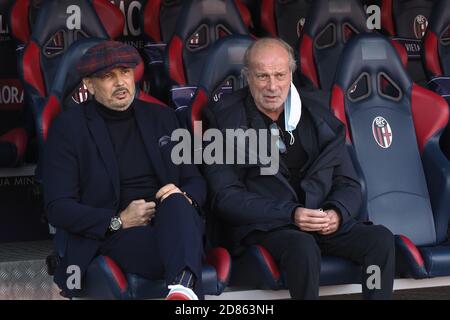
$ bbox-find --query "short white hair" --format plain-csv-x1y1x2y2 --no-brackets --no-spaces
243,37,297,75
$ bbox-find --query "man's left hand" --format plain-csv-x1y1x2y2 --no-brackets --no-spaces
155,183,192,204
317,209,341,235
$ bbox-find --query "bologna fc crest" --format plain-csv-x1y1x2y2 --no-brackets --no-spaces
372,116,392,149
297,17,306,38
71,83,89,104
413,15,428,39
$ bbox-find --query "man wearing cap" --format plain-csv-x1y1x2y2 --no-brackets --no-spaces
43,41,204,300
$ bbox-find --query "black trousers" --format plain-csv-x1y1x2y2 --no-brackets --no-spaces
243,223,395,300
99,193,204,297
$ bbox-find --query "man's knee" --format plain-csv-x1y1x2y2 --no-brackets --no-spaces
156,193,202,226
366,225,395,256
158,193,196,215
284,232,321,266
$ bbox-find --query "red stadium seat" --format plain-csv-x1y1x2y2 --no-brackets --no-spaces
17,0,124,169
165,0,251,87
380,0,434,86
423,0,450,92
186,35,254,133
297,0,369,92
256,0,312,50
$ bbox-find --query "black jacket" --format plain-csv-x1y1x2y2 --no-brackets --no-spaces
202,87,361,249
44,98,206,296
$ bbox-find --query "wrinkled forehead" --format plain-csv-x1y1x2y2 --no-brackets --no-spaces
248,43,290,70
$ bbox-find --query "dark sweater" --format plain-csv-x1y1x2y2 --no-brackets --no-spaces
95,101,160,210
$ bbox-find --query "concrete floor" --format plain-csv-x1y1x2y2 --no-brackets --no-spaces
322,286,450,300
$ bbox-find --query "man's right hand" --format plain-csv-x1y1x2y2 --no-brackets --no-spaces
119,199,156,229
293,207,330,232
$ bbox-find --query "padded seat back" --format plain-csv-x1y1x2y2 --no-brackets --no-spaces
190,35,254,131
299,0,369,91
258,0,312,50
142,0,184,44
381,0,434,85
423,0,450,78
382,0,433,40
166,0,251,86
9,0,43,45
19,0,124,101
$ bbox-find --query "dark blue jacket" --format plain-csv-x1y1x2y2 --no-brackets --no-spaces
43,98,206,295
203,88,361,249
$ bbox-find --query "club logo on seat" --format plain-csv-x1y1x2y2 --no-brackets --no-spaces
297,17,306,38
413,15,428,39
71,83,89,104
372,116,392,148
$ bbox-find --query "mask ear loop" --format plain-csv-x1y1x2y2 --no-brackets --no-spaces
286,75,295,145
287,130,295,145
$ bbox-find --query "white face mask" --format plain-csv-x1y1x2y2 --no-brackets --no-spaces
284,81,302,145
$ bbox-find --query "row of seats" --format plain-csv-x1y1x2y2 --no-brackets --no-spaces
3,0,448,169
46,32,450,299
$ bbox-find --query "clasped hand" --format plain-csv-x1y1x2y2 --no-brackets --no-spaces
293,207,340,235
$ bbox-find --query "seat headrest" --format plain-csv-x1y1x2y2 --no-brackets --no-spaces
197,35,253,93
381,0,434,38
260,0,312,49
426,0,450,36
30,0,123,46
191,35,253,130
299,0,369,90
304,0,368,37
174,0,249,43
424,0,450,76
9,0,42,44
167,0,250,85
335,33,412,93
142,0,184,43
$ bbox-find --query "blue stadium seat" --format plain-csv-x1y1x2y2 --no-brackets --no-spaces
423,0,450,96
253,0,312,50
165,0,251,88
9,0,43,46
380,0,434,86
184,35,254,133
422,0,450,160
297,0,369,92
78,248,230,299
229,245,360,289
142,0,251,45
17,0,124,169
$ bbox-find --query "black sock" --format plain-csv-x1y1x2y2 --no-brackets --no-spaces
172,268,196,289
